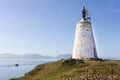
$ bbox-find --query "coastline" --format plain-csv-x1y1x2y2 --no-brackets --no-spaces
11,59,120,80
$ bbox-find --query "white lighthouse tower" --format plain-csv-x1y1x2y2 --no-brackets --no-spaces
72,7,98,59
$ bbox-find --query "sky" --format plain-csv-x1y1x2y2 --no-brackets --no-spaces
0,0,120,57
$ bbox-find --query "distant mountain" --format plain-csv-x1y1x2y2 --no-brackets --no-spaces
0,53,52,59
0,53,71,59
0,53,18,59
22,54,52,59
99,57,120,60
55,54,71,59
0,53,119,60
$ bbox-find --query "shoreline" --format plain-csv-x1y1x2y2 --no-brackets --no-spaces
11,59,120,80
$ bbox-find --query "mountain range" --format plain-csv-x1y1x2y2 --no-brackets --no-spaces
0,53,119,60
0,53,71,59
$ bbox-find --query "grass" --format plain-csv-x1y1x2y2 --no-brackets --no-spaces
11,59,120,80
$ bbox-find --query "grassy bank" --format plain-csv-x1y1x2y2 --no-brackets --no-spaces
11,59,120,80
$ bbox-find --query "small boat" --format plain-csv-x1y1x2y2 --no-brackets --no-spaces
15,56,19,66
15,64,19,66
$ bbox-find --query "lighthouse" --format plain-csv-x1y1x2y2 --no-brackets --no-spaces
72,7,98,59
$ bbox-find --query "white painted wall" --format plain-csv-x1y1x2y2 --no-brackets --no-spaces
72,20,98,59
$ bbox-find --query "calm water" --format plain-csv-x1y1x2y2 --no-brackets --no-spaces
0,59,57,80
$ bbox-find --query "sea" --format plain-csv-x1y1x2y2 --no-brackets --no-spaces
0,59,57,80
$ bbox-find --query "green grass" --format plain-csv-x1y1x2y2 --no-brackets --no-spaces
11,59,120,80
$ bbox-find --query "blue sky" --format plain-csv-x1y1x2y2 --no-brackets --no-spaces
0,0,120,57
